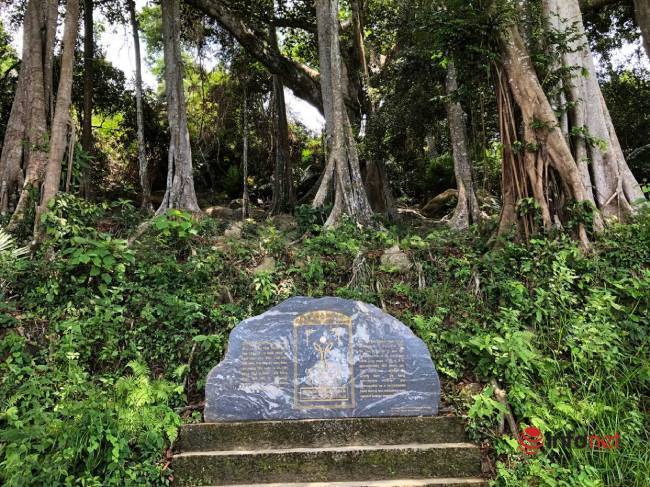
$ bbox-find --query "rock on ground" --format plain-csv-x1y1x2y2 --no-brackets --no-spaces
224,221,244,239
381,245,412,273
253,256,276,274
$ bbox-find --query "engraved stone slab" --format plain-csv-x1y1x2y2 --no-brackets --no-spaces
204,297,440,421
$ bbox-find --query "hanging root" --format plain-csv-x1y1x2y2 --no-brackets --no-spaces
491,379,518,436
349,251,370,289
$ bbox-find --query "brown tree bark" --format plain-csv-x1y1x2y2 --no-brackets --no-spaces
545,0,645,220
0,0,57,215
9,0,50,231
36,0,81,237
499,24,591,248
128,0,152,210
315,0,374,227
157,0,201,214
445,61,481,230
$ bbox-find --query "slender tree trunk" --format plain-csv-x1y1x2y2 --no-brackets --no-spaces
9,0,50,231
79,0,94,198
242,86,250,219
44,0,59,123
65,123,76,192
349,0,396,220
634,0,650,60
128,0,152,210
445,61,481,230
545,0,645,220
350,0,369,86
499,24,591,248
157,0,201,214
82,4,93,144
36,0,80,237
314,0,374,227
270,24,295,215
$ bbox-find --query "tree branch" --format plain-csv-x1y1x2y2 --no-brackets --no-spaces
184,0,323,112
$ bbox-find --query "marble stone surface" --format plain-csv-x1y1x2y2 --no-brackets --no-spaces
204,297,440,421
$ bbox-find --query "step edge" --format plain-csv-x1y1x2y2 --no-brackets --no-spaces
181,416,463,429
195,478,487,487
174,442,480,458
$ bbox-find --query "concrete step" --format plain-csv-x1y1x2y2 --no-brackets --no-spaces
176,416,469,452
172,442,482,486
199,479,487,487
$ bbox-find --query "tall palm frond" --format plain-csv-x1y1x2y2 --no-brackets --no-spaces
0,228,29,258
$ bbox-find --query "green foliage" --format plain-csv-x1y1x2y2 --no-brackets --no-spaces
59,236,135,295
153,209,199,240
223,165,243,198
295,204,330,233
2,189,649,487
252,272,279,306
601,69,650,183
0,334,180,486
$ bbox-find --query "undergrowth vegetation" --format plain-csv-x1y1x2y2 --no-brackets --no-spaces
1,195,648,485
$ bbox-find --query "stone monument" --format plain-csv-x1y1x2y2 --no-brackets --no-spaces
204,296,440,421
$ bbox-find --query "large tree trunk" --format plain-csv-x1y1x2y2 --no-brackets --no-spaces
315,0,374,227
313,0,336,209
445,61,481,230
634,0,650,61
270,75,295,214
545,0,645,219
128,0,152,210
270,25,295,215
499,24,591,248
157,0,201,214
349,0,396,220
36,0,81,237
9,0,50,231
0,0,57,215
80,0,94,197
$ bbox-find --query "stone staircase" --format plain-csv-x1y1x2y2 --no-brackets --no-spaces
172,416,486,487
